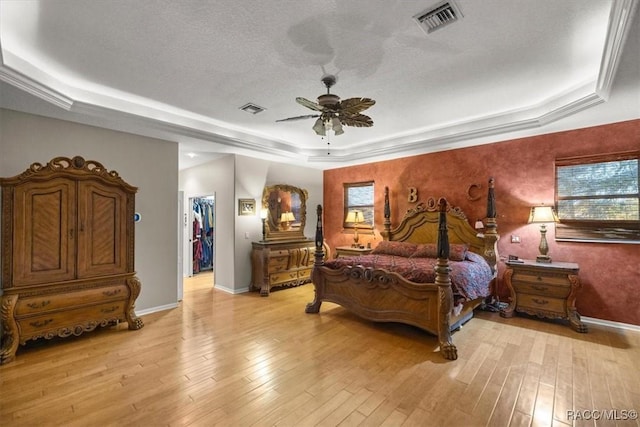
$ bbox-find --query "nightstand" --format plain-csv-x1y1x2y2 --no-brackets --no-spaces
334,246,373,258
500,259,587,332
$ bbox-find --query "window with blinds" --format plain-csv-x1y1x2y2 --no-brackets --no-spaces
343,181,374,230
555,151,640,243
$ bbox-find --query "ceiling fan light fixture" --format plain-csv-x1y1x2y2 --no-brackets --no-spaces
331,117,344,135
277,74,374,139
312,118,326,136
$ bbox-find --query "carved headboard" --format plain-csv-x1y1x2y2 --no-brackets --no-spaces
382,178,499,275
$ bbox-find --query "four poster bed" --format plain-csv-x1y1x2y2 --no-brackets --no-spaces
305,178,499,360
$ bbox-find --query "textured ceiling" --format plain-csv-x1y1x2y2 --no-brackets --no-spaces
1,0,639,170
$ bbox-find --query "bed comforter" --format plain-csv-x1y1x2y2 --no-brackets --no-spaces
323,251,492,303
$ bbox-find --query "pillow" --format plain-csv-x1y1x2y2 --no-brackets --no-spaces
370,241,418,257
411,243,469,261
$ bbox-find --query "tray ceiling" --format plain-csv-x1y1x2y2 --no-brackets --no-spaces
1,0,638,169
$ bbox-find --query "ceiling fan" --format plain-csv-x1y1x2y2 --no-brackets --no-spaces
276,75,375,136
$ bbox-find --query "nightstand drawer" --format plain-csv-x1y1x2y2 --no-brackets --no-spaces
513,271,569,286
517,293,566,314
512,281,570,298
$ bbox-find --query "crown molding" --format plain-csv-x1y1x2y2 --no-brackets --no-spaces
596,0,639,99
0,64,73,110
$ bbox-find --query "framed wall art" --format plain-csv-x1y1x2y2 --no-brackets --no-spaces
238,198,256,216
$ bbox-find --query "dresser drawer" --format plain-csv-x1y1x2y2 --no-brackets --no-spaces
269,249,290,258
268,255,289,271
269,271,298,285
15,285,129,316
17,301,126,337
298,268,312,281
517,293,566,314
512,281,570,298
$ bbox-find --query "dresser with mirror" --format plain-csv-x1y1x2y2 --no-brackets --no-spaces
250,184,327,296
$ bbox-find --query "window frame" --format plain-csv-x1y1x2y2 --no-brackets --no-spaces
554,151,640,244
343,181,375,232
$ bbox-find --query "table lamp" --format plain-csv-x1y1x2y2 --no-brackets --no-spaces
345,210,364,247
528,204,559,263
279,211,295,230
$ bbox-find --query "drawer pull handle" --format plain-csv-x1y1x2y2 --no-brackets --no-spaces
532,298,549,305
101,306,119,314
27,300,51,309
536,276,543,281
102,289,122,297
30,319,53,327
532,285,548,292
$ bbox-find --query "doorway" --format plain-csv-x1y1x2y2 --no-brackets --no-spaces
187,195,216,289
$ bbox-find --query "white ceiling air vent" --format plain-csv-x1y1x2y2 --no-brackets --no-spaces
239,103,266,114
413,1,463,34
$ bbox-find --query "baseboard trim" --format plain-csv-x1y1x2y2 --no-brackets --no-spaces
214,285,250,294
582,316,640,332
136,302,179,317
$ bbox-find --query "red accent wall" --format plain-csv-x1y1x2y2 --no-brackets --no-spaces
323,119,640,326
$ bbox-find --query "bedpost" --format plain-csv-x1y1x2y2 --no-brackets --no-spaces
306,205,325,314
314,204,325,265
381,186,391,240
435,198,457,361
482,177,499,275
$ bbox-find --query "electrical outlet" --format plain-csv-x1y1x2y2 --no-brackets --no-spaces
511,235,521,243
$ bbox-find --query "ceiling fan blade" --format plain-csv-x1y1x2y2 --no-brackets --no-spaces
338,113,374,128
296,97,323,111
276,114,320,122
339,98,376,115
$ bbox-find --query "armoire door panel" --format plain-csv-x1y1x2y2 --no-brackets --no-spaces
77,182,128,277
13,178,76,285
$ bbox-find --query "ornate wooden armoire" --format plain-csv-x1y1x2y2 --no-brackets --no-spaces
0,156,143,364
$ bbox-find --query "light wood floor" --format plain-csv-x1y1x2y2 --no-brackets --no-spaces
1,274,639,427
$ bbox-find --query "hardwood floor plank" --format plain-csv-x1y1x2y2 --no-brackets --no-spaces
487,363,526,427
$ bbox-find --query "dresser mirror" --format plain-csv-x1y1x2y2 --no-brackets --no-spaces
262,184,308,241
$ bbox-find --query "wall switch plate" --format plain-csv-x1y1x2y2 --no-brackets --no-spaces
511,235,521,243
245,232,249,239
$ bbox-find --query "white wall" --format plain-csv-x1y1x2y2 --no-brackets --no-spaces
0,108,179,313
179,154,323,293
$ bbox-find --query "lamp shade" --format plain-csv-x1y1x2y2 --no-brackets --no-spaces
280,212,295,222
528,205,559,223
260,208,269,219
345,210,363,224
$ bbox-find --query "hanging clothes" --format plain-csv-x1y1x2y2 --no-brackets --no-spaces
192,197,215,274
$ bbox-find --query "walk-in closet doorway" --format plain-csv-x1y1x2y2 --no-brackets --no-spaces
186,195,216,292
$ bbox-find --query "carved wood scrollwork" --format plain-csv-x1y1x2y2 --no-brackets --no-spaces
467,183,482,201
344,266,395,289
